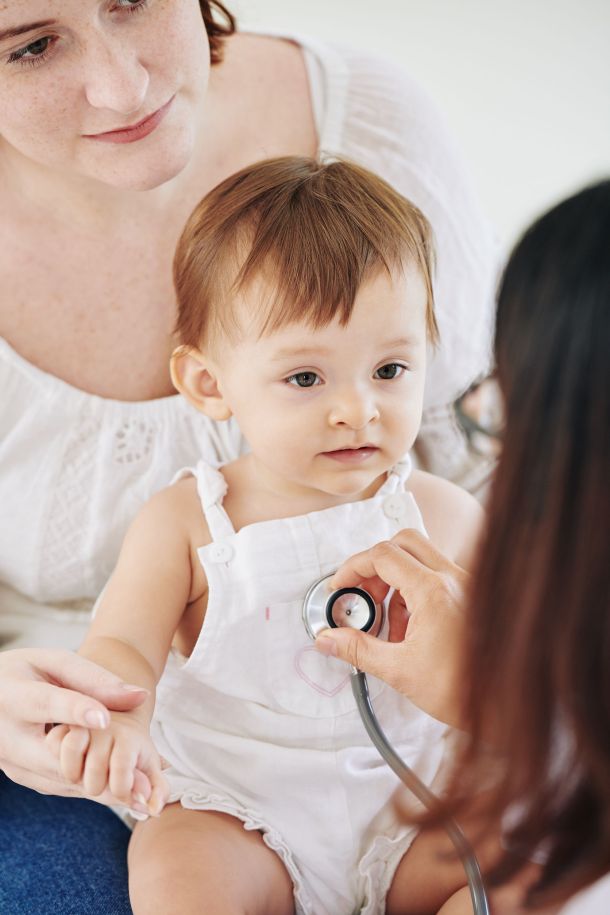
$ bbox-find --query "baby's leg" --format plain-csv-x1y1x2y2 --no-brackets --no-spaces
386,825,472,915
128,803,295,915
387,829,561,915
436,882,562,915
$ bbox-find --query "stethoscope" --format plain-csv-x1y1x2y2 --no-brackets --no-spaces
303,573,490,915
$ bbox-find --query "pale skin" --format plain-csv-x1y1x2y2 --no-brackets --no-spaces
0,0,317,800
48,266,485,914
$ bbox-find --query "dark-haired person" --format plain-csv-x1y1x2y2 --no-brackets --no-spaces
316,180,610,914
0,1,496,911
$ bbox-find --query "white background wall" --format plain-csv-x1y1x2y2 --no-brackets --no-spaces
235,0,610,249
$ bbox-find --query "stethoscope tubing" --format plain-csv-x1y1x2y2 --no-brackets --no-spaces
302,573,490,912
350,669,490,915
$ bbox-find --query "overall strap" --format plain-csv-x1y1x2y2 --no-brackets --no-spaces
382,452,414,492
191,460,235,542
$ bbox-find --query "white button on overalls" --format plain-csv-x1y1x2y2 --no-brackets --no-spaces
382,493,409,522
209,542,234,563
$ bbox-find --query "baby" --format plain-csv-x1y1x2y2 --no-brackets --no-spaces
48,157,482,915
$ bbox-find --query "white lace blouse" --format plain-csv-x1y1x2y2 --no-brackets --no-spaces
0,34,498,625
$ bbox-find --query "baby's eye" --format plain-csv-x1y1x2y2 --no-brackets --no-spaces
285,372,321,388
374,363,406,380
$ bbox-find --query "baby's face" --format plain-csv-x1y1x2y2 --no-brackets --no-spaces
212,264,429,503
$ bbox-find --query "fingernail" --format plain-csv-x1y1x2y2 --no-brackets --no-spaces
133,792,147,806
148,798,164,817
120,683,149,693
315,636,338,657
130,809,149,822
84,709,109,728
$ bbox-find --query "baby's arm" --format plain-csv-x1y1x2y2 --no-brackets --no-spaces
407,469,484,570
48,480,206,812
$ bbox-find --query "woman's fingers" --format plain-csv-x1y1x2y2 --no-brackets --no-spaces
3,751,152,816
331,530,462,596
3,648,149,715
387,590,409,643
316,532,470,726
316,627,410,691
1,762,85,798
0,718,68,782
331,538,430,600
330,531,468,615
0,650,148,729
23,649,148,705
2,679,111,729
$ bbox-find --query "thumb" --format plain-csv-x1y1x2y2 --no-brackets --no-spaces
314,628,406,691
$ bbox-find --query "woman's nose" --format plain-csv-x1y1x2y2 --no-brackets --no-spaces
328,390,380,430
83,37,149,115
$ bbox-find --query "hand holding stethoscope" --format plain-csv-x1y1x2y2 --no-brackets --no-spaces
307,529,489,914
313,528,469,729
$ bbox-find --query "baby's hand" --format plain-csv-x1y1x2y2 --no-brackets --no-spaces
46,714,169,817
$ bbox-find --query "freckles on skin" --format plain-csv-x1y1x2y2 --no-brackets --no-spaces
0,0,211,190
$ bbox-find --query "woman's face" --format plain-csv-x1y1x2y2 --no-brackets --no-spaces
0,0,210,190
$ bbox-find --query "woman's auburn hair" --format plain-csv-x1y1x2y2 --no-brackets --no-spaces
437,181,610,906
200,1,236,64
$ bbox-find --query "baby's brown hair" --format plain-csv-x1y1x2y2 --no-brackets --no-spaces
174,156,437,349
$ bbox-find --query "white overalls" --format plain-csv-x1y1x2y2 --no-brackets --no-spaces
151,456,450,914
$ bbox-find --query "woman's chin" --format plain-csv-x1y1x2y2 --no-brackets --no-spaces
78,134,195,193
97,156,192,192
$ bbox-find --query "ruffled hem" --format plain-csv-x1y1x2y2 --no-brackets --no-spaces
168,784,314,915
358,824,419,915
111,778,421,915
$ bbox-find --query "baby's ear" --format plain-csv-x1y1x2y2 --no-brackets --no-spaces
170,346,232,421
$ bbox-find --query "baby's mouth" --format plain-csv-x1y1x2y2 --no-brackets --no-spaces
321,446,379,463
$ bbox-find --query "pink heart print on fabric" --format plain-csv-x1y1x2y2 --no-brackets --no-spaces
294,645,350,697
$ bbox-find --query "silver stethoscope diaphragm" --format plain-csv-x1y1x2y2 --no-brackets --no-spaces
302,572,383,641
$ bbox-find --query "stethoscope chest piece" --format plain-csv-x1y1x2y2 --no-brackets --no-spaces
302,573,383,641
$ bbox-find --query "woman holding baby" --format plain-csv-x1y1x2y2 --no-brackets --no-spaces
2,1,605,914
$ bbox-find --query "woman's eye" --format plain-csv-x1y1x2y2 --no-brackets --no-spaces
286,372,321,388
114,0,149,11
9,36,52,62
374,363,406,380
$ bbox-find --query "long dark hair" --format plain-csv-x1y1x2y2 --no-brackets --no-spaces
449,181,610,905
200,1,236,64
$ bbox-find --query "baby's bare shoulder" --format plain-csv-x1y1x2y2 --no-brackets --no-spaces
128,475,212,558
406,470,484,570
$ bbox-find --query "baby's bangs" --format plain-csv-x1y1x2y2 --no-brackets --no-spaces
232,196,408,337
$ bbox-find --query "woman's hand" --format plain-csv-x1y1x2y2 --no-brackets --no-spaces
314,529,470,728
0,647,152,808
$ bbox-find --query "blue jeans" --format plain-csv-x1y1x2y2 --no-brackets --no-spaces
0,772,131,914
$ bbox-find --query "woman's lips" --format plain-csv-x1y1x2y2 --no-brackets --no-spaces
321,447,379,464
84,96,174,144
